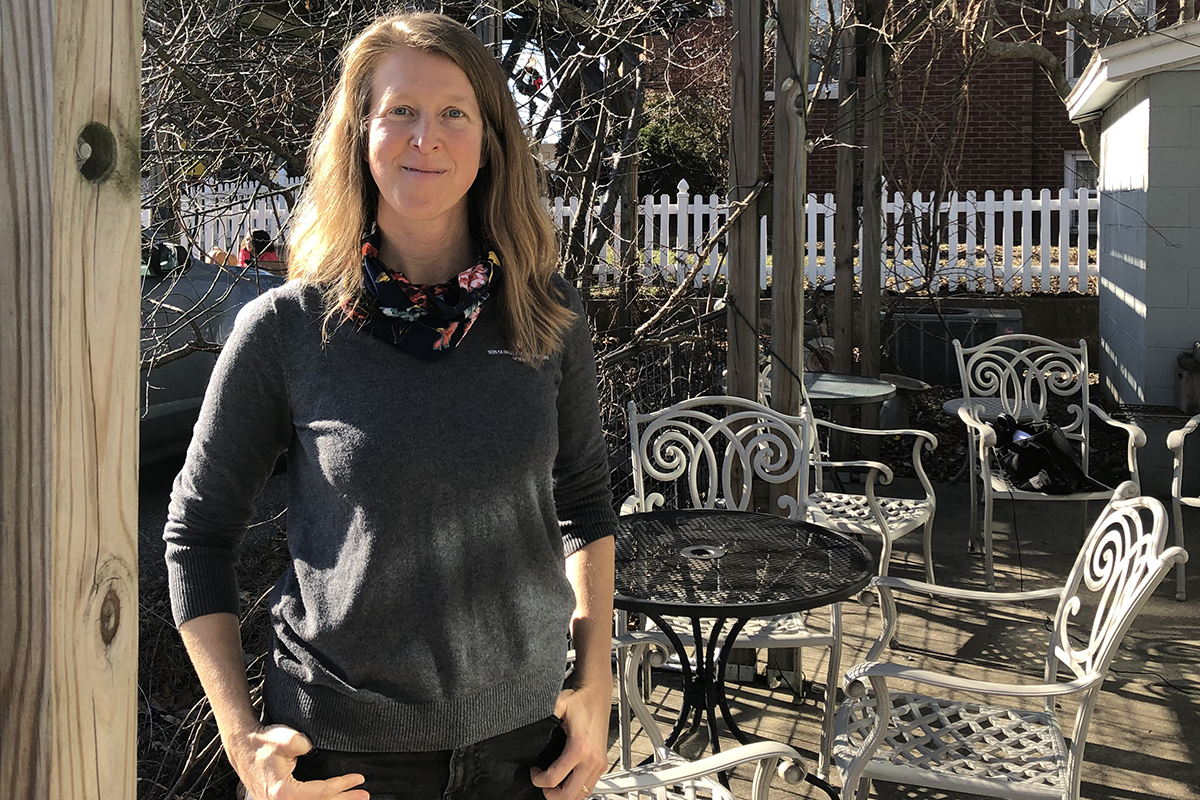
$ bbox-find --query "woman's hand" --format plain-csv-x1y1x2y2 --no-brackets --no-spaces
530,680,611,800
227,723,369,800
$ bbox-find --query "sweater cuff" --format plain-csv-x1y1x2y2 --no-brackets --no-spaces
166,546,242,627
559,489,618,557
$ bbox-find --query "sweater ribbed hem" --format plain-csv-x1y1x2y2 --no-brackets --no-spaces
263,660,565,752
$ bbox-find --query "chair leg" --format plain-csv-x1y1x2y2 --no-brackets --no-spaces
818,604,844,781
1173,499,1188,601
968,432,980,552
983,490,996,590
922,512,937,585
616,649,633,770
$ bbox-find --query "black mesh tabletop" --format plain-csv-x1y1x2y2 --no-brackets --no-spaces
614,509,875,618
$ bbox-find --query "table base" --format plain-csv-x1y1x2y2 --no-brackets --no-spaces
644,611,840,799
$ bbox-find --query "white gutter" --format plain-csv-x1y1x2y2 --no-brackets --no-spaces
1067,18,1200,121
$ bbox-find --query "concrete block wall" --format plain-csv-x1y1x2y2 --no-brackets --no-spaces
1099,82,1151,404
1098,68,1200,408
1144,69,1200,405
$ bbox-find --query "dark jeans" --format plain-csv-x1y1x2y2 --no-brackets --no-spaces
292,716,567,800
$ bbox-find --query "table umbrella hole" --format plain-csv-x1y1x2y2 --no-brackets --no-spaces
680,544,726,560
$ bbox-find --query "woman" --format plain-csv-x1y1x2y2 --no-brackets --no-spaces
164,13,616,800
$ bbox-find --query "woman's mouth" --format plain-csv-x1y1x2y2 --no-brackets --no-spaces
403,166,445,175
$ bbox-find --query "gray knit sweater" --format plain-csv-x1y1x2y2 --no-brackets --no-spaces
164,275,616,752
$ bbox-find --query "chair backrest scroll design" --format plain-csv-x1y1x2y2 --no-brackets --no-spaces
626,397,806,513
955,334,1091,469
1043,483,1186,795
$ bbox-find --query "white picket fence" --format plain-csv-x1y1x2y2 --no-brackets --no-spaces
559,180,1099,292
145,178,1100,293
142,173,305,255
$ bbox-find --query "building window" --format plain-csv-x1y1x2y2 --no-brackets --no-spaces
1065,150,1099,238
1066,0,1156,83
1065,150,1099,193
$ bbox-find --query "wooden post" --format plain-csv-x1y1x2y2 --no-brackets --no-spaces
769,0,809,423
766,0,810,694
860,0,885,383
0,0,140,796
724,0,764,683
859,0,886,449
615,47,641,342
727,0,764,403
833,2,859,377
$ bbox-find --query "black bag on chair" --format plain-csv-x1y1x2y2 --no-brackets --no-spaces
987,414,1109,495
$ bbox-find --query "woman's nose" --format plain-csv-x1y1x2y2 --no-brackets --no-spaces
410,118,440,152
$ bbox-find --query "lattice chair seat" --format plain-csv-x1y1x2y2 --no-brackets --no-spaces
833,692,1068,798
798,407,939,582
806,492,934,540
829,484,1188,800
647,612,836,650
986,471,1113,501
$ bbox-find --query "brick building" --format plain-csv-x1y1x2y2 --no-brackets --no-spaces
642,8,1144,197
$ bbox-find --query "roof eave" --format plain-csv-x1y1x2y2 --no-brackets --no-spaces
1065,19,1200,122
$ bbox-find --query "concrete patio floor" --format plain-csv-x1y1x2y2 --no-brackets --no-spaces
602,479,1200,799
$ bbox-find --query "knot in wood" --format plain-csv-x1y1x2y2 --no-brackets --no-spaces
99,586,121,645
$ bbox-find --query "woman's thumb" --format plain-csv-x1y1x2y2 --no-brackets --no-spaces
261,725,314,758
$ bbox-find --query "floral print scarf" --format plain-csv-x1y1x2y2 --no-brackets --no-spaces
346,224,498,361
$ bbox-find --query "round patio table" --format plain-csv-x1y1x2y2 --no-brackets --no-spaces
615,509,875,798
804,372,896,406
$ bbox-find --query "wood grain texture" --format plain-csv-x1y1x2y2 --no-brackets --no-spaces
1,0,141,796
1,0,54,794
769,0,808,419
727,0,764,402
859,0,885,381
832,14,857,377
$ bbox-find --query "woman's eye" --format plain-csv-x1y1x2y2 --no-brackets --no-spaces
389,106,410,117
446,108,466,119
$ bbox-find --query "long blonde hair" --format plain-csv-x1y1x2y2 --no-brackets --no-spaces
287,12,574,362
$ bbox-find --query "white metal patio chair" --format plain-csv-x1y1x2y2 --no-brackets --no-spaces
795,406,939,583
953,334,1145,588
593,638,806,800
1166,414,1199,601
623,395,844,776
829,482,1186,800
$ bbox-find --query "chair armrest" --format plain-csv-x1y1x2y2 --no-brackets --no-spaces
843,660,1103,700
1167,414,1200,452
816,418,939,449
873,575,1063,604
1089,403,1147,447
956,403,996,446
863,578,1061,661
812,459,895,484
610,632,671,664
592,741,805,794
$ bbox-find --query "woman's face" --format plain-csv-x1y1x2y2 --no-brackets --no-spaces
365,46,485,236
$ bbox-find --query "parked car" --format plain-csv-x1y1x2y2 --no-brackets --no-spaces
140,231,284,463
